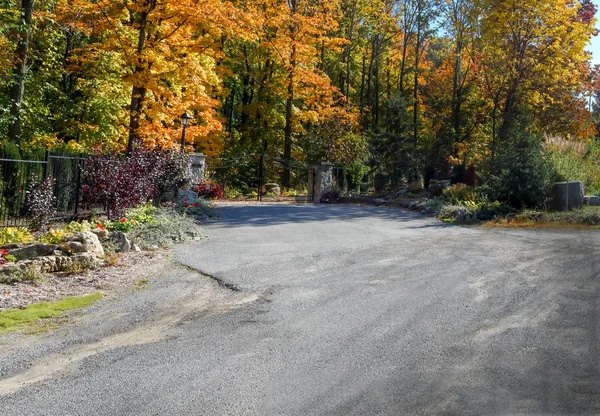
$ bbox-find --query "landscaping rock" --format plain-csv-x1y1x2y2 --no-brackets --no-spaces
395,187,409,198
92,228,110,239
421,206,434,215
67,242,86,253
133,244,141,252
550,182,584,211
178,189,198,206
24,253,97,274
111,231,131,253
428,179,451,197
456,209,468,221
66,232,104,257
9,243,58,261
58,242,74,255
265,183,281,196
407,181,423,193
585,195,600,206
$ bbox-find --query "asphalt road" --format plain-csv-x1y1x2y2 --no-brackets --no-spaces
1,203,600,415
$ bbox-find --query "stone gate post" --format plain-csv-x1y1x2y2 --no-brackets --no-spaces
189,153,206,184
309,162,333,204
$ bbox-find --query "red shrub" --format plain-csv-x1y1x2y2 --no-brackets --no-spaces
192,182,224,200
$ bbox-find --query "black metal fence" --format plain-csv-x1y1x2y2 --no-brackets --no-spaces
205,155,314,202
0,151,87,227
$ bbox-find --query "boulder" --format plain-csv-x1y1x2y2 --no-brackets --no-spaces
92,228,110,240
407,181,423,193
264,183,281,196
178,189,198,206
428,179,451,197
110,231,131,253
585,195,600,206
421,206,434,215
66,242,86,253
3,253,99,275
66,232,104,257
58,242,74,255
9,244,57,261
395,186,409,198
550,182,584,211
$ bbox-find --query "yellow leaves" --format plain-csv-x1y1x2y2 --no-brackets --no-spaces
58,0,230,152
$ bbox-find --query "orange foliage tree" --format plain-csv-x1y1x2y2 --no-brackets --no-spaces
61,0,233,155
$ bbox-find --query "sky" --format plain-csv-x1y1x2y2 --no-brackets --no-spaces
588,0,600,65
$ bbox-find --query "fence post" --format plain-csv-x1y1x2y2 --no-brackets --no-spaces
257,155,264,202
73,157,84,216
42,150,50,179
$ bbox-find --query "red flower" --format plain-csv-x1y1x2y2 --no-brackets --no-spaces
193,203,200,207
184,203,190,208
120,218,127,223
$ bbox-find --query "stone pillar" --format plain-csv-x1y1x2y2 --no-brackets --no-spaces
550,181,584,211
309,162,333,204
189,153,206,184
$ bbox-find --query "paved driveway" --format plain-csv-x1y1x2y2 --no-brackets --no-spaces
2,203,600,415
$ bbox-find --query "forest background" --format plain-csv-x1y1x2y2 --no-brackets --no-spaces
1,0,600,208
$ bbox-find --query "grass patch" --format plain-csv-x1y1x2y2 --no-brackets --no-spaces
482,206,600,229
131,278,150,290
0,293,104,335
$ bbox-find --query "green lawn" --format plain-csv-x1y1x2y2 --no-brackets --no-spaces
0,293,104,335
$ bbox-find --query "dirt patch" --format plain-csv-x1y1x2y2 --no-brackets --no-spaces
0,251,165,311
0,271,259,397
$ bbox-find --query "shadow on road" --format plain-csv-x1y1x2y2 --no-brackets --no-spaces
209,203,452,229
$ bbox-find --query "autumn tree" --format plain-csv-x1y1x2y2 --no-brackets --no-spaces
63,0,230,154
478,0,596,144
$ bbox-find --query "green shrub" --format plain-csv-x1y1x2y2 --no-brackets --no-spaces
443,184,477,204
281,189,297,197
128,208,203,248
64,220,93,232
545,206,600,225
224,188,244,199
39,229,71,244
126,203,160,226
347,161,370,194
180,198,216,218
487,112,554,209
104,218,133,233
0,227,35,245
547,141,600,195
26,175,57,230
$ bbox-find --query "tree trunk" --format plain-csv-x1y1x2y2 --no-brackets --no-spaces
8,0,35,145
413,18,421,148
452,41,463,145
373,36,380,129
359,53,366,123
283,0,297,188
345,0,358,101
499,79,519,144
127,10,149,154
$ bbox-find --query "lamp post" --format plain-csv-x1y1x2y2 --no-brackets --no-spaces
180,112,192,152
